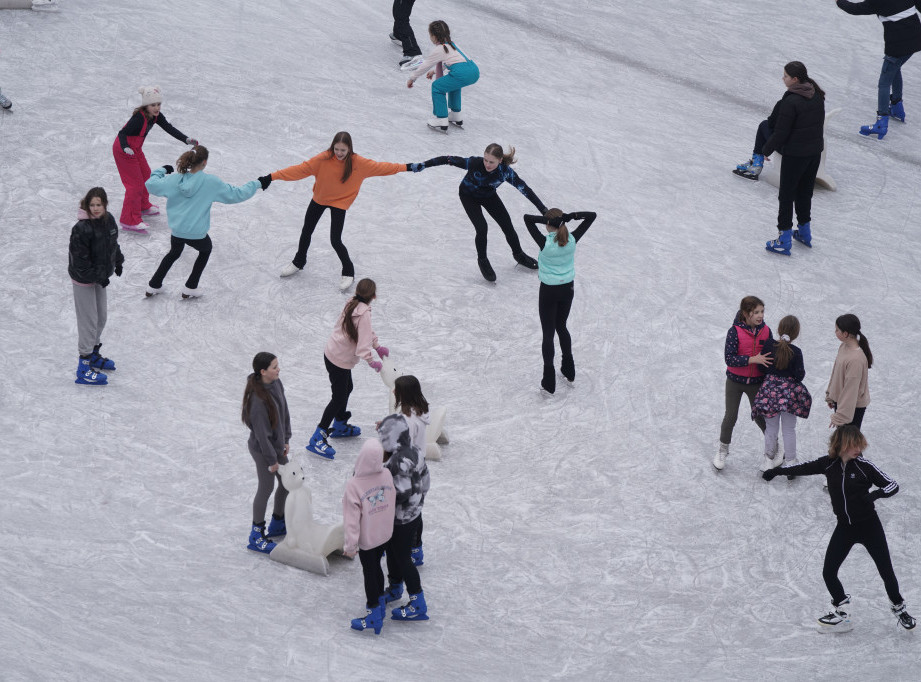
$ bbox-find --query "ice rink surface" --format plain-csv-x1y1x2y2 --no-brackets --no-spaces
1,0,921,679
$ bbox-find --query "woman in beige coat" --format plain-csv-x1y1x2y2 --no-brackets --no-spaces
825,314,872,429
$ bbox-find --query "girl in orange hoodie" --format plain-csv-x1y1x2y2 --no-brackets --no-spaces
266,132,411,290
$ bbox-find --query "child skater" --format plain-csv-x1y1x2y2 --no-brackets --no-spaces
377,414,430,622
763,426,915,632
393,375,430,566
826,313,872,429
266,132,411,290
837,0,921,139
343,438,396,635
410,144,546,282
308,278,389,459
713,295,773,471
524,208,597,394
113,86,198,234
69,187,124,386
241,352,291,554
406,20,480,132
751,315,811,473
144,145,266,299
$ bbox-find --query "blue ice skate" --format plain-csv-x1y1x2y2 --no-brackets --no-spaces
859,115,888,140
306,427,336,459
765,230,792,256
89,343,116,371
247,524,276,554
391,590,429,621
351,603,385,635
792,222,812,247
733,153,764,180
328,414,361,438
889,100,906,123
75,356,107,385
384,582,404,604
411,544,424,567
266,517,287,538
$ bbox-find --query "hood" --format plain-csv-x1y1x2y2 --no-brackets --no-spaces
177,171,207,197
788,82,815,99
351,301,370,318
77,208,90,220
377,414,411,453
353,439,385,477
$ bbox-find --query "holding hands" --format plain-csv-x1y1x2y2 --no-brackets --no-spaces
258,175,272,190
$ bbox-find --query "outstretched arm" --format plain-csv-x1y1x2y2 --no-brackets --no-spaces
418,156,470,170
270,156,320,182
354,156,408,178
155,113,193,145
503,167,547,213
835,0,879,16
213,179,260,205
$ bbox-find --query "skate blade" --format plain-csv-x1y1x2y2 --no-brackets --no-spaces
732,169,760,181
427,124,448,134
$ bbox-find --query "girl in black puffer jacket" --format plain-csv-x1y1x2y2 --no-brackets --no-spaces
68,187,124,385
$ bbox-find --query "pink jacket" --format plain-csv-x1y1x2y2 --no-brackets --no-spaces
342,439,396,554
324,301,381,369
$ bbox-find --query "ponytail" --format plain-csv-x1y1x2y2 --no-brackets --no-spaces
544,208,570,247
773,315,800,371
835,313,873,368
484,143,516,166
241,352,278,430
177,145,209,174
341,278,377,344
784,60,825,99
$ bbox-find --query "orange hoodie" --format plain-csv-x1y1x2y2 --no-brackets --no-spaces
271,152,406,210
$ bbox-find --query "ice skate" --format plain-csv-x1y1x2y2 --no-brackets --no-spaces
145,285,162,298
411,544,424,567
513,251,538,269
120,221,149,235
247,524,276,554
391,590,428,621
0,89,11,110
765,230,792,256
384,583,404,604
306,427,336,459
732,154,764,180
891,601,916,630
427,117,449,133
817,596,853,633
75,356,107,385
713,442,729,470
89,343,116,371
541,364,556,395
399,55,424,71
759,454,780,473
339,276,354,291
477,258,496,282
141,205,160,216
279,262,301,277
351,603,385,635
560,354,575,383
448,110,463,128
181,286,201,299
328,415,361,438
266,516,287,539
889,99,906,123
859,115,889,140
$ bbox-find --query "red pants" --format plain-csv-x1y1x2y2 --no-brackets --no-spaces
112,138,153,226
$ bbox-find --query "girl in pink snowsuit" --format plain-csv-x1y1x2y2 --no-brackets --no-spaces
112,85,198,234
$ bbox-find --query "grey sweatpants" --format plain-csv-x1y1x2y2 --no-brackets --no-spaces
250,448,288,525
719,377,766,444
73,283,107,356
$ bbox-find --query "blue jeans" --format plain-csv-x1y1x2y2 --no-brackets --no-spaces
878,54,912,114
431,61,480,117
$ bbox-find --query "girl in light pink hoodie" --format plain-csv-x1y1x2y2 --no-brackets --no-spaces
343,438,396,635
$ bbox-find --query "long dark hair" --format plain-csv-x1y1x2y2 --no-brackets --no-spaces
177,145,208,174
836,314,872,368
784,61,825,98
242,352,278,430
394,375,429,417
327,131,354,183
341,278,377,343
80,187,109,214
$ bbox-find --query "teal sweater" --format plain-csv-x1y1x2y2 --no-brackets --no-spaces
146,168,259,239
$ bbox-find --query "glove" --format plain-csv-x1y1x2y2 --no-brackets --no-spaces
761,468,779,481
258,175,272,190
407,162,425,172
376,346,389,358
369,361,383,373
163,164,174,175
123,147,135,156
115,264,123,277
186,138,199,146
100,278,110,288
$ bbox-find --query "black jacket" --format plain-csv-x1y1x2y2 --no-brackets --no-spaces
774,455,899,525
763,86,825,158
837,0,921,57
68,213,124,285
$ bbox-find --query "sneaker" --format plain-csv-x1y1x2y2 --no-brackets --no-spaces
307,427,336,459
384,583,404,604
891,601,916,630
411,545,424,567
89,343,116,371
513,251,538,269
448,110,463,127
0,89,11,110
75,356,107,385
817,596,852,633
145,285,162,298
400,55,425,71
339,276,354,291
280,262,301,277
477,258,496,282
180,286,201,299
328,416,361,438
266,517,287,539
141,206,160,216
427,117,449,133
120,222,149,235
765,230,792,256
713,442,729,471
247,524,275,554
391,590,429,621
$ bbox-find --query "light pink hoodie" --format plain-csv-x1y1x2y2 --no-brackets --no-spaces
342,439,396,554
324,301,381,370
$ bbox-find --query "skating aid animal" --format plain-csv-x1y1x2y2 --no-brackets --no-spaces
378,354,449,460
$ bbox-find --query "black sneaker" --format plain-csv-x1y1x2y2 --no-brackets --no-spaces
477,258,496,282
513,251,538,269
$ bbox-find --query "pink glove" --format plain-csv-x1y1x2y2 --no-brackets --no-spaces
376,346,390,358
369,361,383,373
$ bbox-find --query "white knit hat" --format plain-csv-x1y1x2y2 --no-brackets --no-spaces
138,85,162,106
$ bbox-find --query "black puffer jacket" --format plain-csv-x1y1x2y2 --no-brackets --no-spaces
837,0,921,57
762,84,825,158
68,212,124,285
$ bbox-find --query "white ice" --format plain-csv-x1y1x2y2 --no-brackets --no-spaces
1,0,921,679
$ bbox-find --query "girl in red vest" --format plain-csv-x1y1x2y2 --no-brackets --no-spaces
714,295,773,470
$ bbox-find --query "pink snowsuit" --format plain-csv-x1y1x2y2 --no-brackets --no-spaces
112,114,154,226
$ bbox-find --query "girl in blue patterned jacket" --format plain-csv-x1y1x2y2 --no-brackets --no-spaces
411,144,546,282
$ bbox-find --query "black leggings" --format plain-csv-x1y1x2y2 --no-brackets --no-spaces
823,514,903,606
386,515,422,594
358,544,387,608
149,234,213,289
539,281,574,368
777,154,820,231
459,192,525,259
391,0,421,57
293,200,353,276
249,450,287,525
319,355,353,430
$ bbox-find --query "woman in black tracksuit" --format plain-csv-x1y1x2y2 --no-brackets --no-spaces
763,425,915,631
411,143,546,282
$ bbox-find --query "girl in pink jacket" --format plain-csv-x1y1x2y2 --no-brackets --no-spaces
343,438,396,635
307,278,389,459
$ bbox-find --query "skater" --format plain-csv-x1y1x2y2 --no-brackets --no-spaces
837,0,921,138
826,314,872,429
144,145,265,299
524,208,597,394
763,426,915,632
307,278,389,459
391,0,423,69
714,296,773,470
410,144,545,281
242,352,292,554
343,438,396,635
393,375,430,566
266,132,410,290
406,20,480,132
377,414,431,622
68,187,124,386
751,315,811,472
112,86,198,234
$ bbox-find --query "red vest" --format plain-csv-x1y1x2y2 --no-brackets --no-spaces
727,324,770,379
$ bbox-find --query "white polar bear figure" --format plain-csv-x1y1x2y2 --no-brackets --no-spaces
269,460,345,576
379,354,449,461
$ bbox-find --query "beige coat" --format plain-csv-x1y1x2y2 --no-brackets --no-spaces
825,343,870,426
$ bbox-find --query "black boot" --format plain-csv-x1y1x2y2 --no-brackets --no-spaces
541,364,555,394
513,251,538,269
561,354,575,383
477,258,496,282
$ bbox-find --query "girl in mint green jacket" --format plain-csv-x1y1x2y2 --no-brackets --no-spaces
524,209,596,394
144,145,267,298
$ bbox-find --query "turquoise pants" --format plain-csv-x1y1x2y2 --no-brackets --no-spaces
431,61,480,118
